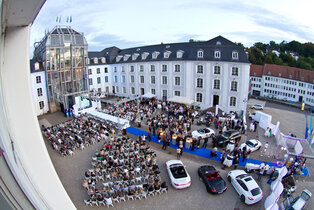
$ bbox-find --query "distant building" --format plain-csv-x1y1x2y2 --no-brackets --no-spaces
88,36,251,114
250,64,314,106
32,26,88,113
30,59,49,115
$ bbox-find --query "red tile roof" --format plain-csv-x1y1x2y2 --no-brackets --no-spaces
250,64,263,77
250,64,314,84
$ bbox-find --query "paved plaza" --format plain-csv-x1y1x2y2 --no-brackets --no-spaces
39,100,314,209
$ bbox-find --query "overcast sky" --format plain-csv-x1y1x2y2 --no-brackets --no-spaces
30,0,314,54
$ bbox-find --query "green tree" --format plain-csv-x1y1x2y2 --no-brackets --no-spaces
254,42,267,53
274,57,284,65
264,54,273,64
303,42,314,57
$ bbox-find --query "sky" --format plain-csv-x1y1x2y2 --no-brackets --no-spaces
30,0,314,55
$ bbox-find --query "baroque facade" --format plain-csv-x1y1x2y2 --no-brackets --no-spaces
88,36,250,113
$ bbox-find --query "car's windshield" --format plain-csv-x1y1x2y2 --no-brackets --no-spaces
251,188,261,196
204,128,210,133
170,166,187,179
222,132,231,138
198,129,205,134
246,141,254,147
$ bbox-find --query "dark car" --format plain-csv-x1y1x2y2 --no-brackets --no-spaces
198,165,227,194
215,130,241,147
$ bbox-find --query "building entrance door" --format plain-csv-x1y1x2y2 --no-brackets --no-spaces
299,96,303,103
213,95,219,106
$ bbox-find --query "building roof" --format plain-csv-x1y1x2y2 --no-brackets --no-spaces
88,36,249,64
250,64,263,77
250,64,314,84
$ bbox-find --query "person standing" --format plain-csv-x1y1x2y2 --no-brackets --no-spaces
242,146,247,162
212,135,217,148
203,134,209,148
221,149,226,165
257,166,265,181
177,148,181,159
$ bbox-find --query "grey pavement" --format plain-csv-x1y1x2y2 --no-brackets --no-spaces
40,110,314,210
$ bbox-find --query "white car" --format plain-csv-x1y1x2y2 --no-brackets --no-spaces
192,128,215,139
240,139,262,153
251,104,263,110
166,160,191,189
227,170,263,205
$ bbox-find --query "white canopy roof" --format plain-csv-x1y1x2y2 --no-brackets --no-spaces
141,92,156,99
167,96,194,106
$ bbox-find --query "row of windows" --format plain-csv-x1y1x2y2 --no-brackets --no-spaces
305,98,314,103
251,77,261,82
251,84,261,88
88,67,108,75
264,89,296,98
264,76,311,89
88,65,239,76
98,75,237,91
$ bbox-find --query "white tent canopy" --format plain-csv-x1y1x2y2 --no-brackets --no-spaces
141,92,156,99
167,96,194,106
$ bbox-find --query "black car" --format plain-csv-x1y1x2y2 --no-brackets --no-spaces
198,165,227,194
215,130,241,147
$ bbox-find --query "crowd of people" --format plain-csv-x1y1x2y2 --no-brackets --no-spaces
42,115,111,156
83,135,168,207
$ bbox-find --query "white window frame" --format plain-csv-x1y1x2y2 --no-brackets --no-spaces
174,64,180,72
196,78,203,88
197,50,204,58
162,76,167,85
96,68,100,74
151,76,156,84
196,93,203,102
231,81,237,91
139,65,144,72
232,51,238,60
131,87,135,94
130,66,134,72
229,96,236,106
197,65,203,74
162,64,167,72
37,88,43,97
97,77,101,84
39,101,44,109
213,79,220,89
151,88,156,95
88,78,93,85
174,91,181,96
36,76,41,83
105,76,108,83
214,65,220,74
232,67,238,76
174,77,181,86
140,75,145,84
88,69,92,75
130,75,135,83
150,65,155,72
214,50,221,58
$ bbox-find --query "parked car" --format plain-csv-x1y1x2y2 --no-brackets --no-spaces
239,139,262,153
227,170,263,205
192,128,215,139
198,165,227,194
166,160,191,189
285,189,312,210
215,130,241,147
251,104,263,110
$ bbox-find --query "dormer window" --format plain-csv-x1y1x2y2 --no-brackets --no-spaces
123,54,130,61
34,62,39,70
86,58,90,65
216,41,221,45
142,52,149,60
152,51,160,59
164,51,171,58
214,50,221,59
132,53,139,60
197,50,204,58
279,73,281,77
100,57,106,63
93,57,98,64
177,50,184,58
116,55,122,62
232,51,238,60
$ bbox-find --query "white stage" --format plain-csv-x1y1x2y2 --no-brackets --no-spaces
73,101,130,129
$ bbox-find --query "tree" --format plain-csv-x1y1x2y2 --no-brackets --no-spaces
274,57,284,65
269,41,279,50
254,42,267,53
303,42,314,57
235,42,244,47
264,54,273,64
